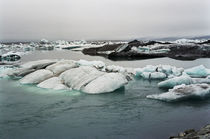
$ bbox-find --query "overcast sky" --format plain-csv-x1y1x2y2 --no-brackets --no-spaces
0,0,210,41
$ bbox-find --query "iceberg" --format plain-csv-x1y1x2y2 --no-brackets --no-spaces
185,65,210,78
141,72,167,79
1,51,22,61
20,69,53,84
158,73,193,88
135,65,183,79
37,77,69,90
147,84,210,102
82,73,128,94
60,66,105,90
46,60,78,75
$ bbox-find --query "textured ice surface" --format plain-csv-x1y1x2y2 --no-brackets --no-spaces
185,65,210,78
21,59,57,69
20,69,53,84
60,66,105,90
46,60,77,75
37,77,69,90
82,73,128,94
158,73,193,88
76,59,105,69
147,84,210,101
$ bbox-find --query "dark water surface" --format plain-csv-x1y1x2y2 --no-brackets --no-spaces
1,51,210,139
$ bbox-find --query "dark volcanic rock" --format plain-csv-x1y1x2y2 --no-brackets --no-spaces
82,39,210,61
197,39,210,45
82,44,122,56
170,124,210,139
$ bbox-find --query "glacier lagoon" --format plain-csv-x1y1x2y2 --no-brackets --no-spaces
1,50,210,139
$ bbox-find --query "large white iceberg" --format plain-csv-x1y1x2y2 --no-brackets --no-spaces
46,60,78,75
82,73,128,94
185,65,210,78
158,73,193,88
60,66,105,90
147,84,210,101
20,69,53,84
37,77,69,90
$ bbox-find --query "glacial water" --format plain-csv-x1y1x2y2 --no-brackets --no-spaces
1,51,210,139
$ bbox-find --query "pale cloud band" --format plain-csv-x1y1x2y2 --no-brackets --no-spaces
0,0,210,41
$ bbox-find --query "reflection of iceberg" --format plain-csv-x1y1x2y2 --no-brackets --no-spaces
147,84,210,102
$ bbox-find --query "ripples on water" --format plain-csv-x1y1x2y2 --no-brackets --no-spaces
1,51,210,139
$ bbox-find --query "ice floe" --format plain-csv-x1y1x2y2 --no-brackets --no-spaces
147,84,210,101
185,65,210,78
158,73,193,88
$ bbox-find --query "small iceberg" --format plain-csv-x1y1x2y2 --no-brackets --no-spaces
185,65,210,78
158,73,193,88
147,84,210,102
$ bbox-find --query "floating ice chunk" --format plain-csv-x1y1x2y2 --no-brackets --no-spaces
60,66,105,90
134,68,143,76
46,60,77,75
192,77,210,84
172,67,184,76
21,59,57,69
158,73,193,88
40,39,49,44
0,66,14,78
185,65,210,78
76,59,105,69
82,73,128,94
105,65,126,73
142,65,157,72
20,69,53,84
141,72,167,79
147,84,210,102
1,51,22,61
37,77,69,90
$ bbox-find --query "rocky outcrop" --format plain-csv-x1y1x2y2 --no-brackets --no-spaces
170,124,210,139
82,39,210,61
